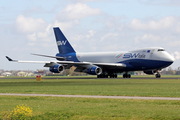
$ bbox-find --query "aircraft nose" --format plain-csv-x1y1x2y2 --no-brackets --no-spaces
166,53,174,63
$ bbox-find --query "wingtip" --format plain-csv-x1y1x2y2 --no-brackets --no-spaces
5,56,13,61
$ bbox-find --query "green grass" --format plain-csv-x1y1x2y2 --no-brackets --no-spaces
1,78,180,97
1,95,180,120
1,77,180,119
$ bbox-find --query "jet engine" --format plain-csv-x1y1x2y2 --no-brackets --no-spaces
49,64,64,73
143,70,157,75
87,66,102,75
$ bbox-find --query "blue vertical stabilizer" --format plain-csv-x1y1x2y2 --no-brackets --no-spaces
53,27,75,54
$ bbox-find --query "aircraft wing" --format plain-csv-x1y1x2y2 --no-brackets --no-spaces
6,56,126,68
6,56,51,64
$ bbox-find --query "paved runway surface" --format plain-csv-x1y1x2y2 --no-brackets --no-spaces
0,77,180,79
1,93,180,100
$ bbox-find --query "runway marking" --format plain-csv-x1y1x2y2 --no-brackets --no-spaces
1,93,180,100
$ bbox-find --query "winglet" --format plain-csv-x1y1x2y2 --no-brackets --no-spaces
6,56,13,61
5,56,18,62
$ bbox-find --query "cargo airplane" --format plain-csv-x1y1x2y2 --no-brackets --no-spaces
6,27,174,78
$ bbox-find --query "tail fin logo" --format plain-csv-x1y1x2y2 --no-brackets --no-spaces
57,40,67,46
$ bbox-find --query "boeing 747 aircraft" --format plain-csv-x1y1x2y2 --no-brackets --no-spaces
6,27,174,78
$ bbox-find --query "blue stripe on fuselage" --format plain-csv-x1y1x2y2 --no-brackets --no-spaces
120,59,173,71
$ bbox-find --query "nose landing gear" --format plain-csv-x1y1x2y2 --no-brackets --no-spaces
155,72,161,78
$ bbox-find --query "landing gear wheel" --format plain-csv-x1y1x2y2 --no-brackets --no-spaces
155,73,161,78
97,74,109,78
109,74,117,78
115,74,117,78
123,74,131,78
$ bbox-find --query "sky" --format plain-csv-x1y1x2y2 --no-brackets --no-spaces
1,0,180,70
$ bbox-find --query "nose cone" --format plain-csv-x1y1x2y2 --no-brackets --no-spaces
166,54,175,63
163,52,174,64
168,55,175,63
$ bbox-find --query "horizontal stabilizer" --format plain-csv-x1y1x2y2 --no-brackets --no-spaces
31,53,66,60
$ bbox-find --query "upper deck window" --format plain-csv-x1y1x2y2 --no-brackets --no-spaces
158,49,165,51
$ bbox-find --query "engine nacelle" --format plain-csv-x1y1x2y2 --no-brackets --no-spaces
144,70,157,75
87,66,102,75
49,64,64,73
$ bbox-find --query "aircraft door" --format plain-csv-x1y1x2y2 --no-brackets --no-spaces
150,49,155,58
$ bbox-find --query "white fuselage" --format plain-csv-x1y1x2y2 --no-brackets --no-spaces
75,47,174,64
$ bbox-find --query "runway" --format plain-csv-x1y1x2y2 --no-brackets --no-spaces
42,77,180,79
0,77,180,79
1,93,180,100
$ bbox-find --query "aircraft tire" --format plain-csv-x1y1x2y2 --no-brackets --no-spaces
155,73,161,78
109,74,117,78
123,74,131,78
115,74,117,78
128,74,131,78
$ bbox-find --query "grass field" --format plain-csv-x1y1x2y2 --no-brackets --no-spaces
1,96,180,119
1,76,180,119
1,77,180,97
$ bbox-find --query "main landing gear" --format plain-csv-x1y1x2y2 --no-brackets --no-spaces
97,73,117,78
123,73,131,78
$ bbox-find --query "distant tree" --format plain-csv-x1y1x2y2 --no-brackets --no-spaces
176,67,180,75
167,67,173,75
161,68,166,75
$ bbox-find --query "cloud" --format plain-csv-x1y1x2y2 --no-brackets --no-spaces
16,15,46,33
14,3,102,47
140,0,180,6
168,41,180,47
37,25,52,39
176,22,180,33
171,51,180,60
102,44,118,51
72,30,96,41
53,3,102,31
134,33,178,45
100,33,118,42
55,3,101,20
15,15,53,44
86,30,96,38
27,33,36,41
141,34,161,41
53,20,79,31
130,16,175,30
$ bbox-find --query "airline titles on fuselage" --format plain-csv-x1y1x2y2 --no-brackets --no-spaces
116,53,146,59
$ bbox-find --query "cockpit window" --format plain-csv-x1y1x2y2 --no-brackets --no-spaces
158,49,165,51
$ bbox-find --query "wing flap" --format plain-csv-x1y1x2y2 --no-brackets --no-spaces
56,61,126,68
